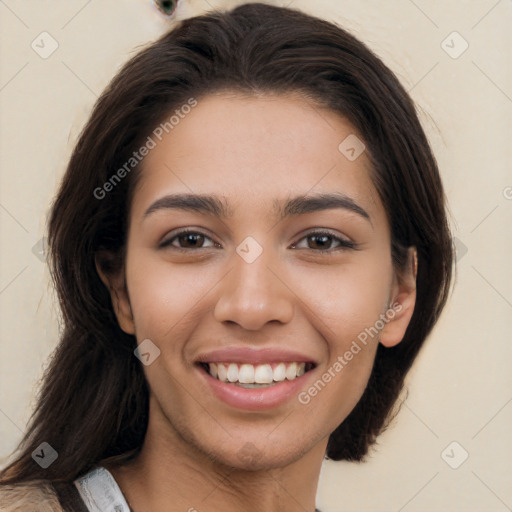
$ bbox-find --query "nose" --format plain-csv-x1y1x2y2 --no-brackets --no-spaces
213,244,295,331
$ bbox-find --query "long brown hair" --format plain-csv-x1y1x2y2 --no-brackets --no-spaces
1,2,453,484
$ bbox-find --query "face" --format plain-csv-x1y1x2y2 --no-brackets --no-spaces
102,91,416,470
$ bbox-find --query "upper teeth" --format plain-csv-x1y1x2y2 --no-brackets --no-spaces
209,362,307,384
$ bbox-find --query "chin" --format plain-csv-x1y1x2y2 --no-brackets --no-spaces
190,428,325,472
212,445,313,472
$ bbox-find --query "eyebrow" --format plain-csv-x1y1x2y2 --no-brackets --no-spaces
143,192,370,222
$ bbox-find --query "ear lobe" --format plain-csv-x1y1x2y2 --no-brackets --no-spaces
95,250,135,335
379,247,417,348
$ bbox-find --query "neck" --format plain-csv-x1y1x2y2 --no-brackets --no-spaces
106,408,326,512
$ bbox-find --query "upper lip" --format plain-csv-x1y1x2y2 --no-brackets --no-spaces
195,347,317,365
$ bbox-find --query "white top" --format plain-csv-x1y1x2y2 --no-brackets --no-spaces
74,466,131,512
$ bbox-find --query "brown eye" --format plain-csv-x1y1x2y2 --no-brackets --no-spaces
291,230,356,252
160,230,218,250
154,0,179,17
308,234,334,250
177,232,205,248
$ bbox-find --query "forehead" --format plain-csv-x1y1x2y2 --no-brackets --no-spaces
131,91,384,223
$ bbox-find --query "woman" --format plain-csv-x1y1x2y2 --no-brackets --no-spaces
0,3,453,511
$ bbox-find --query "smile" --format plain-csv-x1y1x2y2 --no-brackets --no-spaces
194,347,318,410
200,362,315,388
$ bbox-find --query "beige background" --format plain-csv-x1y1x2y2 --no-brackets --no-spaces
0,1,511,510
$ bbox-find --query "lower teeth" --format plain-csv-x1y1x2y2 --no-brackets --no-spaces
233,382,277,388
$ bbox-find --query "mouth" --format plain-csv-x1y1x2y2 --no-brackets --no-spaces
198,361,316,389
194,347,319,411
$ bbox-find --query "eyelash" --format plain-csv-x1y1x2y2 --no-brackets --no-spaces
159,229,356,253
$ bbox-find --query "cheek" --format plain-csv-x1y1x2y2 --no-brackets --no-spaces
295,256,393,343
123,241,391,454
294,270,384,430
125,248,206,338
126,244,393,345
289,256,391,420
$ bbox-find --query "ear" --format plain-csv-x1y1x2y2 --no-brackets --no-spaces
95,250,135,335
379,247,417,348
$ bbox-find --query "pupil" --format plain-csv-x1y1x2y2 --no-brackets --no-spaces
181,233,203,247
179,233,204,247
310,235,330,249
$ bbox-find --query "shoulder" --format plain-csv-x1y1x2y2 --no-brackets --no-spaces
0,481,63,512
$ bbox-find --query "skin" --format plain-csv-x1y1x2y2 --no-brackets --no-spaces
98,91,416,512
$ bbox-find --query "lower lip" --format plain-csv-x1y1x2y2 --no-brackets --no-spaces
197,365,313,411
